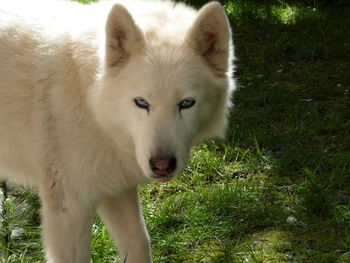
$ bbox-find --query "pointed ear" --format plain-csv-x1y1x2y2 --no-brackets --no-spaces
105,4,144,67
186,2,232,75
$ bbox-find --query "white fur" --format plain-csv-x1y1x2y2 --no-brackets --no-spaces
0,0,235,262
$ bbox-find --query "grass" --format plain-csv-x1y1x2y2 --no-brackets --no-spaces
1,0,350,262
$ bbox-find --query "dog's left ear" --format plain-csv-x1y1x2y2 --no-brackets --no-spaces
105,4,144,67
186,2,231,75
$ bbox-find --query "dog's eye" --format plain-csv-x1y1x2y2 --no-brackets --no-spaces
179,98,196,110
134,97,149,110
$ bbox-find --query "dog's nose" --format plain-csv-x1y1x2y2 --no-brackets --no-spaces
149,156,177,175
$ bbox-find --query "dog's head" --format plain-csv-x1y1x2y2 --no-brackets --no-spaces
92,2,234,182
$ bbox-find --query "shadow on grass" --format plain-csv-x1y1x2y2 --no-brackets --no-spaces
220,0,350,262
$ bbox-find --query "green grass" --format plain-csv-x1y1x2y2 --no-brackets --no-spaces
1,0,350,262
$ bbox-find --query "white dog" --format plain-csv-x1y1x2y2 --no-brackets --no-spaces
0,0,235,262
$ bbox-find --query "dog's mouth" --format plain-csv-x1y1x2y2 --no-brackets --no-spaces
151,174,173,183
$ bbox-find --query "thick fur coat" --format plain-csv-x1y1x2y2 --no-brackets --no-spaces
0,0,235,262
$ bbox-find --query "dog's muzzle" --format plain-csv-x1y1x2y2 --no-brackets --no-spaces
149,155,176,182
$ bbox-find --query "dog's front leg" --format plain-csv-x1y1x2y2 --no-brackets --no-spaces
98,187,152,263
39,178,95,263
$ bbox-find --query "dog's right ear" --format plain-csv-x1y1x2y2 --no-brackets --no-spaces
105,4,144,67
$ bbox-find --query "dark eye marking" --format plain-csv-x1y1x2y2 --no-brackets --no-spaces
179,98,196,110
134,97,149,111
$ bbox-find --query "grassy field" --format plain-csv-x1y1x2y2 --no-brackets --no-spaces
1,0,350,262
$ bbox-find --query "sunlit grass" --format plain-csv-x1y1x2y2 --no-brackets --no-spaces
224,0,322,25
271,5,298,24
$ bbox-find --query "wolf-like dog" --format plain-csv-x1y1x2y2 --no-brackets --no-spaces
0,0,235,262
